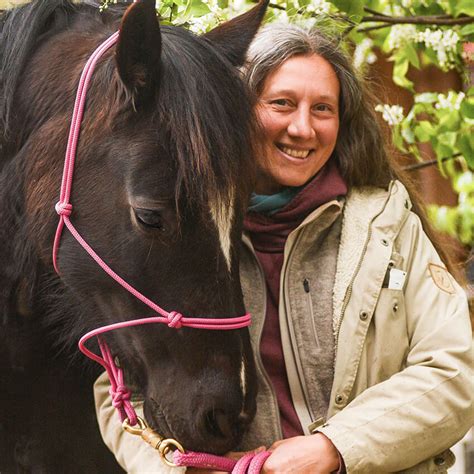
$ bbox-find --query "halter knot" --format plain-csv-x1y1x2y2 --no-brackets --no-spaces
55,202,73,217
167,311,183,329
110,384,131,409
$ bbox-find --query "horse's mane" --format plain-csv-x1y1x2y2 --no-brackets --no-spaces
0,0,255,213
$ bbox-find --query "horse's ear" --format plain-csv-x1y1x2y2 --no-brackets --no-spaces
204,0,269,67
116,0,161,100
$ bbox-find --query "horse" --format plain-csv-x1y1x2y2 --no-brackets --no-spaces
0,0,268,470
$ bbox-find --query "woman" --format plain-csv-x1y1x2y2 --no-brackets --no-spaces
94,23,473,473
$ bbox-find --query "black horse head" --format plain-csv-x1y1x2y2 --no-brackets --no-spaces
0,0,268,465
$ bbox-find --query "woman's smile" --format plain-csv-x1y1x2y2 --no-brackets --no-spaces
275,143,314,160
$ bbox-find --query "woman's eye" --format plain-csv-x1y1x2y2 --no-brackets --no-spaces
271,98,290,107
134,208,164,229
314,104,331,112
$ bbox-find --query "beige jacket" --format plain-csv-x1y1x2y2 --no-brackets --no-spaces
94,181,473,473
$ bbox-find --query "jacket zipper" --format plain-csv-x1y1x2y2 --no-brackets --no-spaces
303,278,321,350
282,224,318,425
334,224,373,352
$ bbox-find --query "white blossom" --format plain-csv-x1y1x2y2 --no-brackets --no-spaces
417,28,459,70
353,38,377,70
387,25,418,50
383,4,404,16
188,15,213,34
435,91,465,111
304,0,331,15
375,104,405,126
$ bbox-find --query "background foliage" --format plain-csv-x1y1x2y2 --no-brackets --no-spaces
114,0,473,246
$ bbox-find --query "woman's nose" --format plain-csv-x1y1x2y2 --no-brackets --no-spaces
287,109,316,140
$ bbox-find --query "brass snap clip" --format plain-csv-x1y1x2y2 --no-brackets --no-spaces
122,416,185,464
159,438,186,468
123,416,163,450
122,416,148,435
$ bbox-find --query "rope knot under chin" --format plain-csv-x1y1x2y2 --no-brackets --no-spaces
55,202,73,217
167,311,183,329
110,385,131,409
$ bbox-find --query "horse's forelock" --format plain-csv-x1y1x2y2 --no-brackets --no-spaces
156,28,255,252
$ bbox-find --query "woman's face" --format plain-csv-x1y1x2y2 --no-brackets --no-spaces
256,54,340,194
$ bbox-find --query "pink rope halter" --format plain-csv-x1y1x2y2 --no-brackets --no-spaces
52,30,269,472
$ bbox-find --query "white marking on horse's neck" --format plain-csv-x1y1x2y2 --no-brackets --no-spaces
209,188,234,271
240,357,247,400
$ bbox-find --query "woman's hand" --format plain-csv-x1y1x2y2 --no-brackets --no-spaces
261,433,340,474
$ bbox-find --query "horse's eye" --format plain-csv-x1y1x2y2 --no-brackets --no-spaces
134,208,164,230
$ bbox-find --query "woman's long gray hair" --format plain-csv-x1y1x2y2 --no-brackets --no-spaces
243,22,392,188
243,22,467,288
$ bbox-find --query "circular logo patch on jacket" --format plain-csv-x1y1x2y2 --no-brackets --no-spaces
428,263,456,294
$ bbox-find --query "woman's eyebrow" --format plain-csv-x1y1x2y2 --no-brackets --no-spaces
264,89,338,102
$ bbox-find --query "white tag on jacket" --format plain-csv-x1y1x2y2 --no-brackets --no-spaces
388,268,407,290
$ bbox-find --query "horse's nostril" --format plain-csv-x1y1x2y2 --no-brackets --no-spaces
205,409,235,439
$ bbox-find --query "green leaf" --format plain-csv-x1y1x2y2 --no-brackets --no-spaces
328,0,363,16
404,43,420,69
438,110,461,131
184,0,210,18
401,123,415,144
457,134,474,168
448,0,458,15
460,24,474,38
393,58,414,92
416,120,436,140
435,140,455,160
392,127,406,152
454,0,474,16
421,47,439,67
408,144,422,161
461,100,474,119
438,131,457,148
414,126,429,142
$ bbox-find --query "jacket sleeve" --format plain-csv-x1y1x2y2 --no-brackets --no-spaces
94,372,186,474
318,212,474,473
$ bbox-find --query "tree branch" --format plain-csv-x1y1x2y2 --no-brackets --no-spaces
357,24,392,33
361,13,474,26
404,154,462,172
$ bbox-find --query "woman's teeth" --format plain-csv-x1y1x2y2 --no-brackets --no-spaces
280,146,311,159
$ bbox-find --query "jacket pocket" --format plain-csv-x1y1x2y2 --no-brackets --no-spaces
303,278,321,350
364,288,409,384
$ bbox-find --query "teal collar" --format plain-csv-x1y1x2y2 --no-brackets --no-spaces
248,187,302,215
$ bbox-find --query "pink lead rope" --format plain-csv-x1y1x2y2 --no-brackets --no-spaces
53,31,270,473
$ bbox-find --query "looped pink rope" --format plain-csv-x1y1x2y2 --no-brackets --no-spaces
167,311,183,329
173,449,271,473
98,336,137,425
